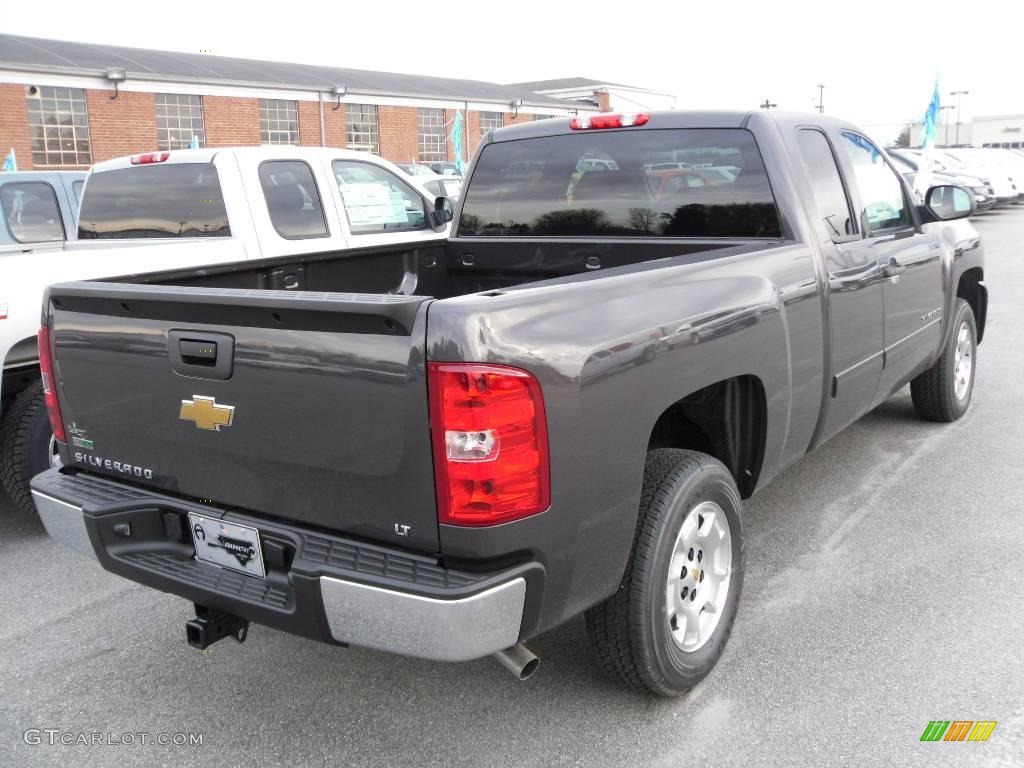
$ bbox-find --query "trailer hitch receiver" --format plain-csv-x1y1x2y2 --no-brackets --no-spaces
186,605,249,649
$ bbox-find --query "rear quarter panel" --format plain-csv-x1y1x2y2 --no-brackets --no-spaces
427,242,823,634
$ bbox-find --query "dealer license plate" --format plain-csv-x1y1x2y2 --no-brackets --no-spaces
188,513,265,579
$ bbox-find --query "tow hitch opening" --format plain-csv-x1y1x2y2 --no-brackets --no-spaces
186,605,250,649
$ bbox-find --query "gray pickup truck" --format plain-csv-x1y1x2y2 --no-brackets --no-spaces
30,111,985,696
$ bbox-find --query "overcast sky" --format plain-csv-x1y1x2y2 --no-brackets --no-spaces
3,0,1018,143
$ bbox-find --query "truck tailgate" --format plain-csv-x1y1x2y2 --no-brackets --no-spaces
46,282,440,553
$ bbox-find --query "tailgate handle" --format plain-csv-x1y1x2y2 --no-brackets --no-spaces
180,339,218,366
168,330,234,380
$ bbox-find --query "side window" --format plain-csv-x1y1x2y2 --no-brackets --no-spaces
332,160,428,234
258,160,328,239
0,181,65,243
839,132,912,234
795,129,855,240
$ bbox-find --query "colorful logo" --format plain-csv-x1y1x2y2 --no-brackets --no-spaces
920,721,997,742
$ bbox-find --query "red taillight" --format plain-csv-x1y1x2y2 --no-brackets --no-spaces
37,325,66,444
130,152,170,165
428,363,550,526
570,113,651,130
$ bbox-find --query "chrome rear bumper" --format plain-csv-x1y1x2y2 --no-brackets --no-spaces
320,577,526,661
30,475,533,662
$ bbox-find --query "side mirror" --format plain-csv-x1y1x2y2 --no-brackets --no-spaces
428,195,454,229
919,184,975,223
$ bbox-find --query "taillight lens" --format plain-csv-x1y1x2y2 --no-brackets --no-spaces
37,325,66,444
428,363,550,526
570,113,650,130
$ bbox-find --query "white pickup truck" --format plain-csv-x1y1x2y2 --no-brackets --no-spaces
1,146,452,512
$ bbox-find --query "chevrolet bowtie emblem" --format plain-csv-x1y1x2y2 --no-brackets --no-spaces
179,395,235,431
691,568,700,581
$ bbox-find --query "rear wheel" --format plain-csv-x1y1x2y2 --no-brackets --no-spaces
910,298,977,422
585,449,744,696
0,382,56,514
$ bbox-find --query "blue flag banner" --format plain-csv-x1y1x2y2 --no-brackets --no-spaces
449,111,465,174
915,79,942,198
921,80,941,150
2,148,15,172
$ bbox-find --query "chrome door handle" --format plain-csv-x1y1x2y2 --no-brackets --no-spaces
881,259,906,278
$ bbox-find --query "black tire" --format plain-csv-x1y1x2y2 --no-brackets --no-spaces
585,449,744,696
910,298,977,422
0,382,54,514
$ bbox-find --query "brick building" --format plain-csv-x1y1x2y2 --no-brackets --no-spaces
0,34,594,171
510,77,678,114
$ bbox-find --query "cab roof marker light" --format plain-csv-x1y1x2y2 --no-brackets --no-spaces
570,113,650,130
130,152,170,165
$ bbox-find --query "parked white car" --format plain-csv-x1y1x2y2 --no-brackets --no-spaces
971,148,1024,201
936,148,1019,204
900,148,1017,205
1,146,449,512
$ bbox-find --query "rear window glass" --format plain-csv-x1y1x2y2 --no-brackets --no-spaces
458,128,781,238
0,181,65,243
258,160,329,239
78,163,229,239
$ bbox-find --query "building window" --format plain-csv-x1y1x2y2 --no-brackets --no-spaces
260,99,299,145
533,114,556,121
479,111,503,134
346,104,379,154
26,86,91,167
156,94,205,150
418,108,446,163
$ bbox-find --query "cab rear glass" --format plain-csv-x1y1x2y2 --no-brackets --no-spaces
458,128,781,238
78,163,230,239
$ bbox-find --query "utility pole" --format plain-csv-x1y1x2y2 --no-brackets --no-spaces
950,90,969,145
815,84,825,114
760,98,777,110
940,105,954,146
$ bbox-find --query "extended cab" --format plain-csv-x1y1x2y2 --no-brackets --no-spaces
31,112,986,695
1,147,448,512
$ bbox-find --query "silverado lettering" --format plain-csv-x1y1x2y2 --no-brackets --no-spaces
73,453,153,479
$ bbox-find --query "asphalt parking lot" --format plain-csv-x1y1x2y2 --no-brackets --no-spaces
2,208,1022,768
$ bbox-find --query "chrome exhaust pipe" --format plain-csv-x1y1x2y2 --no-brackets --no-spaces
492,644,540,680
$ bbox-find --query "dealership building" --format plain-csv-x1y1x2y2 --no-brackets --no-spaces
0,33,599,171
909,113,1024,149
511,77,678,114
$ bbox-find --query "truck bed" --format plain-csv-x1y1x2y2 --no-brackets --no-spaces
122,238,778,298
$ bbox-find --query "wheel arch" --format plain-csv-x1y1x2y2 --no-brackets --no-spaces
647,374,767,499
956,267,986,344
2,335,41,408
